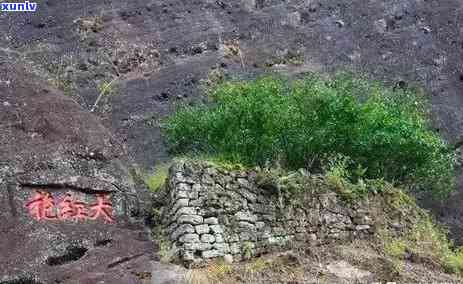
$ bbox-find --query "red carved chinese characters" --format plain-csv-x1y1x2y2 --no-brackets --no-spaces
25,191,114,223
57,193,76,220
56,193,89,222
26,191,57,220
73,200,89,222
89,194,115,224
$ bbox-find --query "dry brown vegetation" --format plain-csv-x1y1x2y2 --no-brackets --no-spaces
183,239,462,284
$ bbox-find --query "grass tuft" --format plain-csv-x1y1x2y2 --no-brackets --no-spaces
144,163,170,192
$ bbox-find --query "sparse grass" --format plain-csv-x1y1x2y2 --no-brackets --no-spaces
185,253,306,284
255,165,318,196
206,259,233,281
49,77,75,96
90,79,119,112
253,153,394,200
74,16,104,39
410,218,451,262
383,185,416,210
183,242,462,283
236,253,305,283
98,80,118,96
445,249,463,274
44,56,77,96
145,163,170,192
379,213,463,277
203,159,246,172
185,269,211,284
158,238,176,263
222,40,241,58
244,257,269,273
200,68,226,89
384,239,407,259
177,155,247,172
324,154,397,200
129,163,170,192
149,215,178,266
243,242,254,260
285,53,304,66
264,51,304,67
185,258,232,284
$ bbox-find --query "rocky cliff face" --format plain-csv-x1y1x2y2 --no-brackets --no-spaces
0,64,154,283
159,160,418,266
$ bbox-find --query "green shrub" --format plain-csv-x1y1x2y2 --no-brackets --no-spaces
163,74,456,196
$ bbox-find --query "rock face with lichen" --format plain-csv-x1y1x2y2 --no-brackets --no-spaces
159,160,417,266
0,64,154,283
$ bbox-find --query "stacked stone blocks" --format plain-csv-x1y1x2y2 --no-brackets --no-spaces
162,160,396,264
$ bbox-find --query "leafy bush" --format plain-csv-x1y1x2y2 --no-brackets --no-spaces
163,74,456,196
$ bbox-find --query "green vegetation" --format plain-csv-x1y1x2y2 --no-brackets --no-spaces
129,163,170,192
180,155,247,172
158,237,176,263
98,80,118,97
46,57,76,96
446,249,463,275
244,257,270,273
144,164,170,192
243,241,254,260
252,156,395,203
90,79,119,112
323,154,401,200
254,164,323,199
163,74,456,196
380,215,463,276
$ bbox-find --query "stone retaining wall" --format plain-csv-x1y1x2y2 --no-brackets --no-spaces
161,160,411,265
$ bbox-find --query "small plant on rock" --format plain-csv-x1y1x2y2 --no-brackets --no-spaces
144,163,170,192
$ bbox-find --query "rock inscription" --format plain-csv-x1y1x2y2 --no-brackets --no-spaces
26,191,115,223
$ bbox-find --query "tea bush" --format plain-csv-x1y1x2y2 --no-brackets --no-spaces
163,74,456,196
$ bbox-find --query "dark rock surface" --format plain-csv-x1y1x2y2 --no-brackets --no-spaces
3,0,463,167
0,64,155,283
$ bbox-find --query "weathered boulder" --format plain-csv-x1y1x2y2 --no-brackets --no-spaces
0,64,153,283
